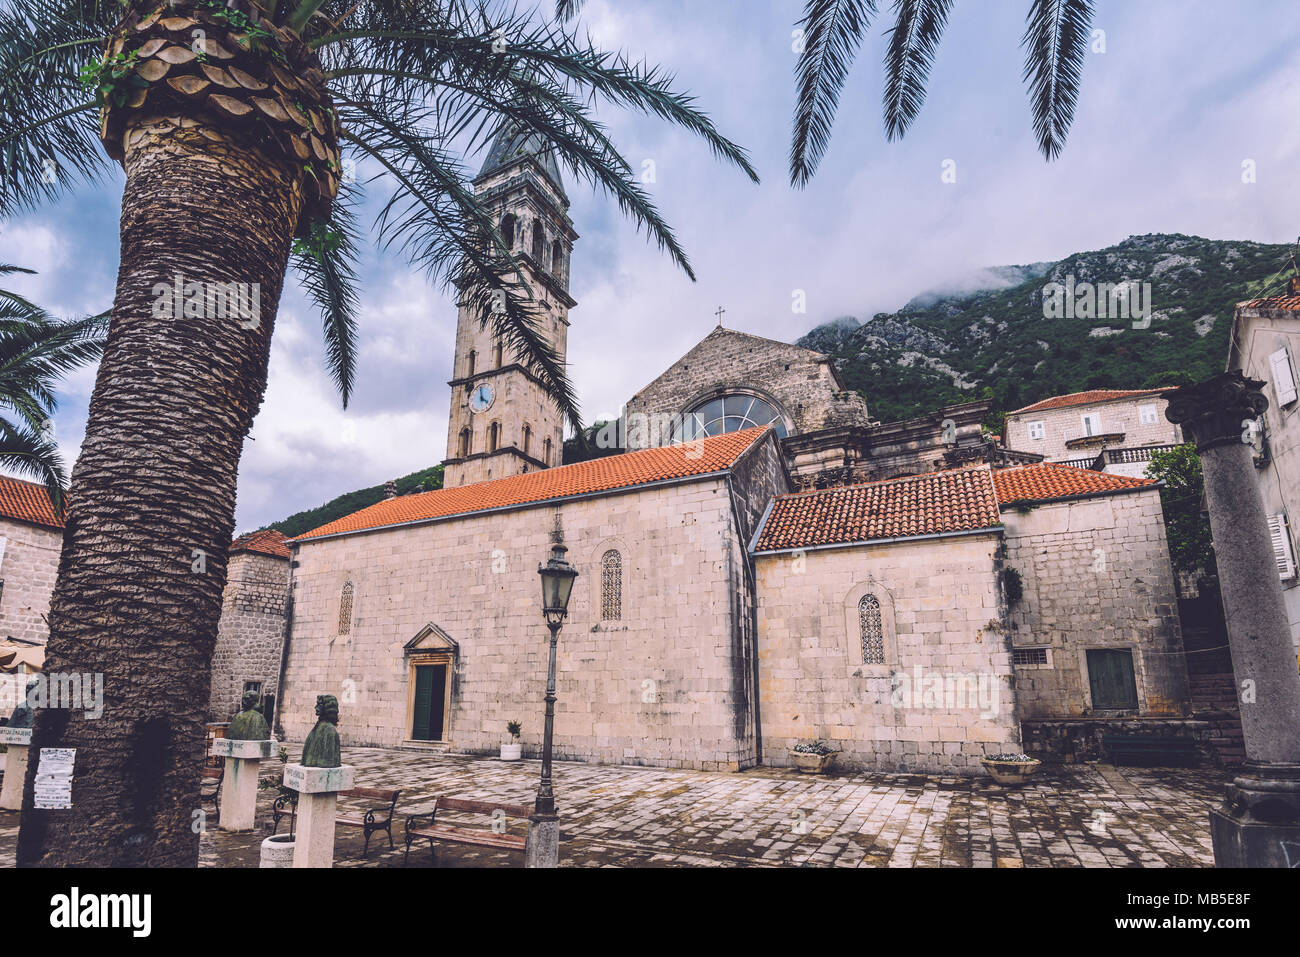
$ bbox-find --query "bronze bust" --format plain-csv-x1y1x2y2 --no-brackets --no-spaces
227,690,270,741
6,679,37,730
301,694,341,768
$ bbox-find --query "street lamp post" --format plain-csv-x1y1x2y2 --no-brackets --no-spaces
525,541,577,868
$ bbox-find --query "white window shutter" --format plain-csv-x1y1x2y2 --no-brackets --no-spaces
1270,348,1297,406
1268,514,1297,580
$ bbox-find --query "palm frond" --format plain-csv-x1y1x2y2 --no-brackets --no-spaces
881,0,952,141
0,416,67,515
1020,0,1093,160
291,188,363,408
554,0,585,22
790,0,878,187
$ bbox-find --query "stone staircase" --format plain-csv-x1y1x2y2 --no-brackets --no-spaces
1187,671,1245,767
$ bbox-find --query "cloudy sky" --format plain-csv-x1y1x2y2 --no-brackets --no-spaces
2,0,1298,531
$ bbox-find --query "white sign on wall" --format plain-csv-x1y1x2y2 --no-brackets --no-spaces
33,747,75,809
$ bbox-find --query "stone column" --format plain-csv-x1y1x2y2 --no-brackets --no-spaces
283,763,354,868
1164,372,1300,867
209,737,275,831
0,727,32,811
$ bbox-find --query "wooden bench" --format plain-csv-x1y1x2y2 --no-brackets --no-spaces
404,797,531,863
337,787,401,856
1102,733,1201,767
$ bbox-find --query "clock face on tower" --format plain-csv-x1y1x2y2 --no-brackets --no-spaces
469,382,496,413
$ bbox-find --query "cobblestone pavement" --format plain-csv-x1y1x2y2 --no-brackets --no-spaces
0,749,1226,867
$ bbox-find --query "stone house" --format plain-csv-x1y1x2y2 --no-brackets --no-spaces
1227,289,1300,652
206,528,291,722
1004,389,1183,477
0,476,63,672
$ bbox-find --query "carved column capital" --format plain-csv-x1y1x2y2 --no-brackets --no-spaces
1163,372,1269,452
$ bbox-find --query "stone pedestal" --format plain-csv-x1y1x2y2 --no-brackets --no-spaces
525,811,559,868
282,763,353,868
1165,373,1300,866
210,737,275,831
0,727,32,811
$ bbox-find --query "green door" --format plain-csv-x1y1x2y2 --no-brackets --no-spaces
1087,649,1139,710
412,664,447,741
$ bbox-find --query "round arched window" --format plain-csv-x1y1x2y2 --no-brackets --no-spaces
672,393,789,442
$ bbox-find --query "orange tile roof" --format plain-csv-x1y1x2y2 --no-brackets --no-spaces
1238,295,1300,311
1010,389,1161,415
294,427,772,542
992,462,1154,505
754,465,1002,551
0,475,62,530
231,528,290,559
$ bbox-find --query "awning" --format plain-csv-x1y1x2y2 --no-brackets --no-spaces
0,642,45,674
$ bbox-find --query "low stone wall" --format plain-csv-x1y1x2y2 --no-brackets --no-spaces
1021,717,1212,765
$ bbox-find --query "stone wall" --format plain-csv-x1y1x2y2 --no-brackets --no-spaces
0,517,61,646
280,449,781,771
754,532,1022,773
1002,488,1189,718
1005,395,1181,462
208,550,290,721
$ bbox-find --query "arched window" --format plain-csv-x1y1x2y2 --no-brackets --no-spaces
859,595,884,665
500,213,516,249
338,581,354,636
531,221,546,264
551,240,566,282
466,349,476,378
543,437,552,466
494,340,504,368
457,427,471,458
488,421,500,452
671,392,790,443
522,424,532,455
601,550,622,621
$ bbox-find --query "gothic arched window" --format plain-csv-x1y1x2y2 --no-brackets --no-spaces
601,550,622,621
859,594,884,664
338,581,354,636
458,427,471,458
466,349,476,378
488,421,501,452
500,213,516,249
551,240,566,282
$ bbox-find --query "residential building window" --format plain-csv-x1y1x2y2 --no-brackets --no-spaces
601,549,622,621
1268,513,1297,580
1270,347,1298,406
1081,412,1101,436
859,594,884,665
1027,420,1045,441
338,581,353,636
1139,404,1157,425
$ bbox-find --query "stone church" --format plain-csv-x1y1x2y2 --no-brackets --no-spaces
274,125,1193,773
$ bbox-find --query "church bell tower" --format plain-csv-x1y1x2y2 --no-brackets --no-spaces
442,125,577,488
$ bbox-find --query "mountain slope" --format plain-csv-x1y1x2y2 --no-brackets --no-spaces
798,234,1293,428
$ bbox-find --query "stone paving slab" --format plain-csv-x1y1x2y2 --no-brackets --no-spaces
0,748,1226,867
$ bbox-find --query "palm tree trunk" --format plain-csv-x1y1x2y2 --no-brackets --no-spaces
15,111,302,867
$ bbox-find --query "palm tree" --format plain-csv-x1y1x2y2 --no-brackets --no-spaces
0,263,107,514
1,0,757,867
556,0,1094,185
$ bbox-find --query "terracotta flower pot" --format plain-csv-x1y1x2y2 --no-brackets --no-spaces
791,750,836,774
981,757,1042,785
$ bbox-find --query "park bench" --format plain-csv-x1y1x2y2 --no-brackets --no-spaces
337,787,401,856
200,766,222,822
1102,733,1200,768
403,796,531,863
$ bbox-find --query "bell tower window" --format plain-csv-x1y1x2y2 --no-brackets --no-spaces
466,349,476,378
488,421,501,452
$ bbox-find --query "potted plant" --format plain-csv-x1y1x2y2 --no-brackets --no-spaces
501,721,522,761
980,752,1042,785
791,740,838,774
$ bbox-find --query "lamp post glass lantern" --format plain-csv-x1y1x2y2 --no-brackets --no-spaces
531,542,577,858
